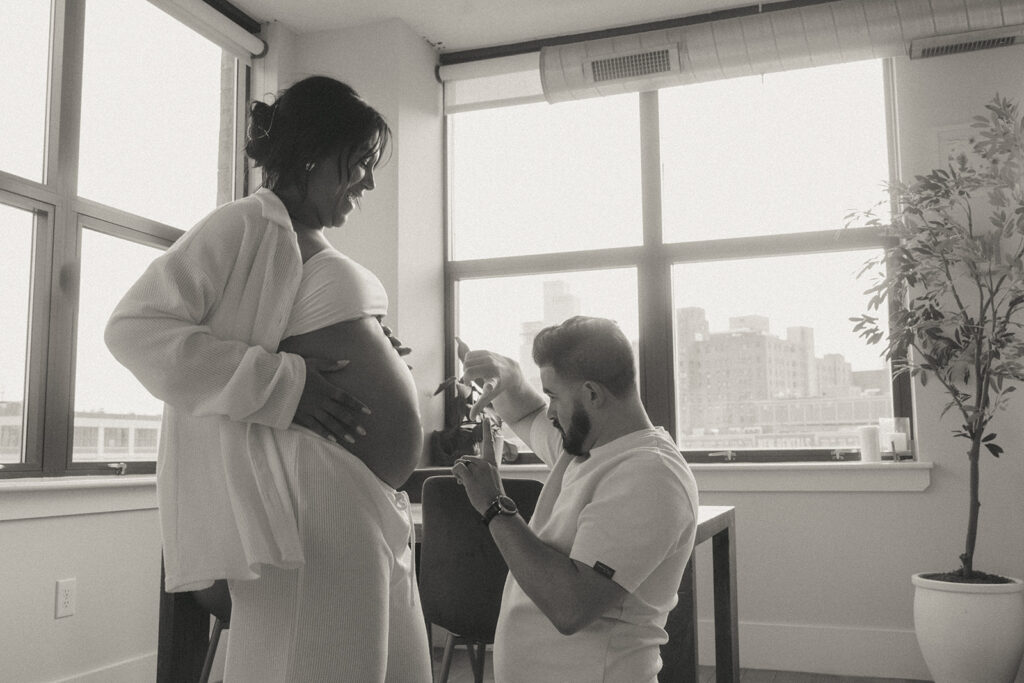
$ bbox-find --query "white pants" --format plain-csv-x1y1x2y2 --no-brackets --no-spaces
223,429,432,682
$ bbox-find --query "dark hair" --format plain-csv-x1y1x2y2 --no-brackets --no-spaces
532,316,636,398
245,76,391,194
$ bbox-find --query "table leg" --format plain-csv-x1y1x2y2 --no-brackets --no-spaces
712,526,739,683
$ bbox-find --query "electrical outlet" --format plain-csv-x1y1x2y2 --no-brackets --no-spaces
55,578,76,619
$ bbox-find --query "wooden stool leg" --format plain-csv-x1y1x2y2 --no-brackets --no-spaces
469,641,486,682
437,632,456,683
198,617,223,683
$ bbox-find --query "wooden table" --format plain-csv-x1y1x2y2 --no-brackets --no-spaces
665,505,739,683
157,504,737,683
411,503,738,683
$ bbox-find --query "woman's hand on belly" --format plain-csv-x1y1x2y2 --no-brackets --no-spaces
293,357,371,445
280,318,423,488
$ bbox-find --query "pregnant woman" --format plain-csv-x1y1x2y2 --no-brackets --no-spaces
105,76,430,681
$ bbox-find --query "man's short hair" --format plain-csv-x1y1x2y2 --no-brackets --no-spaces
532,316,635,398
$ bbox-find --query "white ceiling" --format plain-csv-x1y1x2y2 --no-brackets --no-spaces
227,0,791,54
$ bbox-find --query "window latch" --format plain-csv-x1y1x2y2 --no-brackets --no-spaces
831,449,859,461
708,450,736,461
107,462,128,475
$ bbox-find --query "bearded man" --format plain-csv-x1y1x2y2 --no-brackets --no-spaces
453,315,699,683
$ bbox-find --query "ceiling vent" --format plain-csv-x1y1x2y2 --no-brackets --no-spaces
910,25,1024,59
591,48,675,82
539,0,1024,103
541,38,684,98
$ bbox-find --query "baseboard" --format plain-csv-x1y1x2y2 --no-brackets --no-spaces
51,652,156,683
697,618,931,680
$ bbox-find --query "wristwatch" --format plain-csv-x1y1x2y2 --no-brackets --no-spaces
482,494,518,526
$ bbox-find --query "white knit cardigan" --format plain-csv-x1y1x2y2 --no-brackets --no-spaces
105,189,307,592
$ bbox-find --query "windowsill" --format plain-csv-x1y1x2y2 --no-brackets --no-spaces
690,461,933,492
0,474,157,522
498,461,933,492
0,460,933,523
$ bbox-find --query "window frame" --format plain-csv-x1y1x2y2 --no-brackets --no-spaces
443,61,911,464
0,0,249,478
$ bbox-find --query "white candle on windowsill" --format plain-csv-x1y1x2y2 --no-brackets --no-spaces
858,425,881,462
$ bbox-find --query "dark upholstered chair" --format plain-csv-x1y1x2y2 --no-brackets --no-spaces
418,475,543,683
398,467,452,503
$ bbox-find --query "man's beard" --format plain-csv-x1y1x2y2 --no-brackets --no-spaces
554,401,591,456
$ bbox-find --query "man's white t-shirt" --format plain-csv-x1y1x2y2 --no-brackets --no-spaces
493,412,699,683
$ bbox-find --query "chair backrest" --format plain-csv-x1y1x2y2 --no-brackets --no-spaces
398,467,452,503
418,476,543,642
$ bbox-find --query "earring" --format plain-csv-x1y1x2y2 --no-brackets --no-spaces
305,161,316,172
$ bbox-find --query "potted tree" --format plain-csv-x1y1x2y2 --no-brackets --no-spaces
850,94,1024,682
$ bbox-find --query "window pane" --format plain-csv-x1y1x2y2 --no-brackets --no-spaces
456,269,640,397
73,229,163,462
449,95,643,260
672,251,892,452
660,60,889,243
1,0,50,181
79,0,225,228
0,204,34,464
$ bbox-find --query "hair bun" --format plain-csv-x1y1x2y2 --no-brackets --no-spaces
245,100,277,163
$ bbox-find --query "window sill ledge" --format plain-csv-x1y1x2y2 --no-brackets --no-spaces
499,461,933,492
691,461,933,492
0,474,157,522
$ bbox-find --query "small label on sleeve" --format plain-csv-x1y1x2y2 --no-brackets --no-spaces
593,561,616,579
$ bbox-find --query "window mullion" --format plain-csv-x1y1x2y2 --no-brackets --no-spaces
40,0,87,475
882,59,915,439
637,89,675,435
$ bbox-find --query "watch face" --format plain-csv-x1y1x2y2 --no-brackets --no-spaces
498,495,517,514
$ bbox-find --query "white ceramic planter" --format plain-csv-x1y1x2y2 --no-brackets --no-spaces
913,572,1024,683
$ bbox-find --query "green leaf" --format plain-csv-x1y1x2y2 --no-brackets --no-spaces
985,443,1004,457
433,376,457,396
455,336,471,363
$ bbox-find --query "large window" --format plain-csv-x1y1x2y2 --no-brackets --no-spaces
456,269,640,392
72,228,165,463
1,2,49,181
0,204,36,467
0,0,249,477
449,94,642,260
447,59,905,463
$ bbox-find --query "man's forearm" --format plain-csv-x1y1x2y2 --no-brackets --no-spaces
491,379,545,425
487,514,587,633
486,513,623,635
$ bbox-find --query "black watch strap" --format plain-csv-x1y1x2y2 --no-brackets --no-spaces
482,494,518,526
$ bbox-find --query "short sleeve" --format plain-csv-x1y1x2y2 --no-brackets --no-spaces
569,454,696,593
508,410,564,469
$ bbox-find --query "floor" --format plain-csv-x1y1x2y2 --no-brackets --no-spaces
435,645,930,683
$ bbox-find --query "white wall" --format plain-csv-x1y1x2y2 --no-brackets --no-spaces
0,483,161,682
692,46,1024,680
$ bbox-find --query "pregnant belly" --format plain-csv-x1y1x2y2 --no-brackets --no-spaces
278,317,422,488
